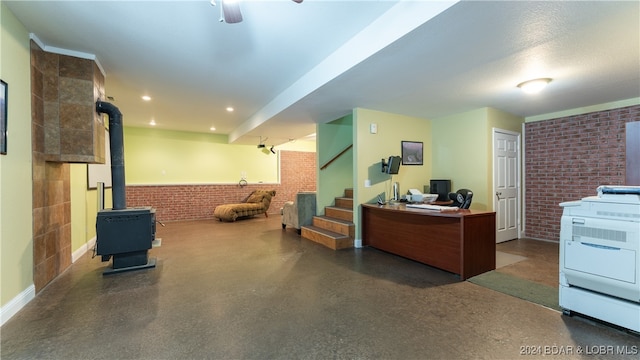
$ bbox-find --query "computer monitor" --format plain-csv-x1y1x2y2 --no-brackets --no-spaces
429,179,451,201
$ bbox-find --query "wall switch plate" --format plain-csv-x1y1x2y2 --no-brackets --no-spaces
370,123,378,134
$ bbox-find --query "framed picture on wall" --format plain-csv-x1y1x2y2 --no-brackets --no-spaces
1,80,7,155
401,141,423,165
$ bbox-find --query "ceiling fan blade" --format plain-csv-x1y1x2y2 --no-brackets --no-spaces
292,0,303,3
222,0,243,24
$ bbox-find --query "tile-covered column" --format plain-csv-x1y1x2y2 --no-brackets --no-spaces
30,40,106,291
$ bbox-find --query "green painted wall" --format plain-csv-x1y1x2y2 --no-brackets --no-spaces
317,114,353,213
352,108,432,242
431,107,524,210
487,107,523,134
432,108,490,209
123,127,280,185
70,164,113,257
1,4,35,307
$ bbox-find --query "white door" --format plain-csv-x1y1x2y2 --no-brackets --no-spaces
493,129,520,243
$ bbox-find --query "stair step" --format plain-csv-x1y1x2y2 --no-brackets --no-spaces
344,188,353,199
313,216,354,237
325,206,353,222
334,197,353,209
301,226,353,250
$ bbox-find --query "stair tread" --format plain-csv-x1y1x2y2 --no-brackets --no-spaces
315,215,354,226
326,206,353,212
303,225,350,239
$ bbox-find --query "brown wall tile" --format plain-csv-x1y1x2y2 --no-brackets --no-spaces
60,103,93,130
44,125,60,155
45,203,65,229
58,246,71,274
31,123,45,154
44,230,58,258
43,73,59,102
31,67,43,99
59,55,93,80
61,129,93,156
42,52,58,76
59,78,92,105
31,94,44,126
44,256,56,286
33,234,46,266
34,262,47,292
60,224,71,251
46,179,64,205
45,161,64,180
32,180,46,209
32,207,45,237
32,152,46,180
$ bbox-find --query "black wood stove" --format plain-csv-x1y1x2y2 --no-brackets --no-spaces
95,101,157,274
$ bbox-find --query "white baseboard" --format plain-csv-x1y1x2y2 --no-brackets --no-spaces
354,238,363,248
72,236,97,263
1,284,35,326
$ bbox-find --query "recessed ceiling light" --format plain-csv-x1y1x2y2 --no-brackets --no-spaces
149,119,156,126
142,95,152,101
210,126,216,131
517,78,552,94
226,107,234,112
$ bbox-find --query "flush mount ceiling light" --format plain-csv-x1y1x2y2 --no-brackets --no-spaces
226,107,234,112
141,95,151,101
517,78,552,94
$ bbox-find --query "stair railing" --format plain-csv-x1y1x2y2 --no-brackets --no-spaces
320,144,353,170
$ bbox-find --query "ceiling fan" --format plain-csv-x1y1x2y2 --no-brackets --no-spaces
212,0,303,24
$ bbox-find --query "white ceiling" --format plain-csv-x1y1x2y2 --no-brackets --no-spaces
5,1,640,146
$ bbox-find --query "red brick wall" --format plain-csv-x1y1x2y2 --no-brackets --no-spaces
524,105,640,241
126,150,316,222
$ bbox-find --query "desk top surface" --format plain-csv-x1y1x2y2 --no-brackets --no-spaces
361,203,495,218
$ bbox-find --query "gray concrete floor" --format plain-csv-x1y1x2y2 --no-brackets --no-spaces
1,216,638,359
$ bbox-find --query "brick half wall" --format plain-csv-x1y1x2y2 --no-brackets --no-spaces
125,150,317,222
524,104,640,241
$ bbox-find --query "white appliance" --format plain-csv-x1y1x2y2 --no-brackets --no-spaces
559,186,640,332
407,188,438,203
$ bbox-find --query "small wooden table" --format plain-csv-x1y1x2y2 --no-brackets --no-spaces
361,203,496,280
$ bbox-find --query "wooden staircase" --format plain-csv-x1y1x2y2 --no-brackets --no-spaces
301,188,354,250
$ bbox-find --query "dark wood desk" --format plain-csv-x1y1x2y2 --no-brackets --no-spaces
361,203,496,280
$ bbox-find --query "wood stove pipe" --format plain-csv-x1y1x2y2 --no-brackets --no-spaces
96,101,126,210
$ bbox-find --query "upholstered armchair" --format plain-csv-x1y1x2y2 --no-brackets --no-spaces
282,192,316,234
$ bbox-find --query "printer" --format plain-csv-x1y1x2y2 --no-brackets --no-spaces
559,185,640,332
